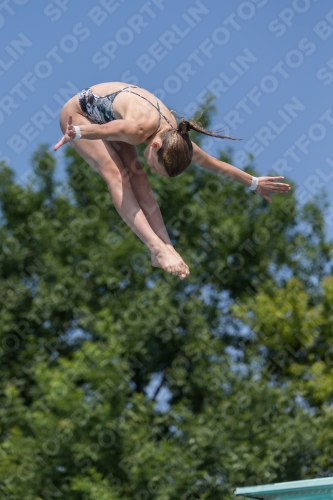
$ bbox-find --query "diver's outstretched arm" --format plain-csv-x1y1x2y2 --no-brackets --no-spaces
192,142,291,203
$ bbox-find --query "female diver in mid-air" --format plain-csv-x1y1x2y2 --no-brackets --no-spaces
54,82,291,280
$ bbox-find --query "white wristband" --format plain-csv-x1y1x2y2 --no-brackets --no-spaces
249,176,259,191
73,125,82,140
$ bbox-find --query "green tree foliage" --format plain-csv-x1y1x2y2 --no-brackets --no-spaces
0,103,332,499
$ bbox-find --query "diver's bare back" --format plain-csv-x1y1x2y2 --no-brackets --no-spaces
80,82,176,128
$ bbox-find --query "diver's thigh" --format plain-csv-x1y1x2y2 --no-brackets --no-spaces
71,138,127,185
59,108,127,182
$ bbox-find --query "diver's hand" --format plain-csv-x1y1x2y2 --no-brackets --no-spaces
54,115,77,151
256,176,291,203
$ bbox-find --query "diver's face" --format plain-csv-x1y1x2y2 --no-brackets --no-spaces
144,142,169,177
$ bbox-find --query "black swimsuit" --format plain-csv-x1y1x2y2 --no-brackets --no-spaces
78,86,174,130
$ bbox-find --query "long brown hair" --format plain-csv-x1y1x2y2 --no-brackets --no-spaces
157,119,239,178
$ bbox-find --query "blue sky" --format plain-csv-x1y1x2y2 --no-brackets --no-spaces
1,0,333,235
